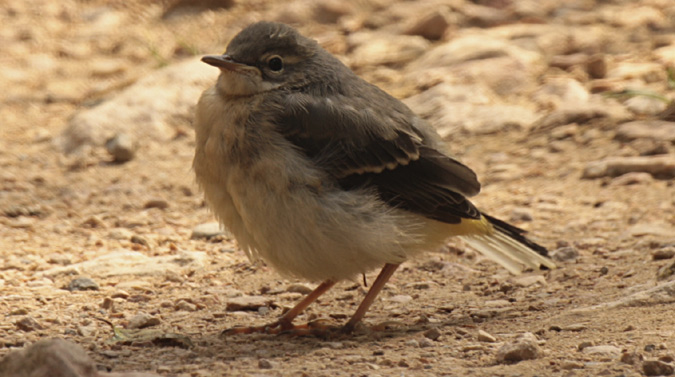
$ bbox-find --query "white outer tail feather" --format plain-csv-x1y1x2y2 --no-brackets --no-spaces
459,231,556,275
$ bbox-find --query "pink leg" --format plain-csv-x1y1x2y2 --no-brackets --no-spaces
342,263,400,333
224,280,336,335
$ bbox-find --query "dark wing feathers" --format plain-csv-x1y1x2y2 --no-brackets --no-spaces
275,90,482,224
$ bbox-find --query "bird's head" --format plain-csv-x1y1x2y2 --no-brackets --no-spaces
202,22,327,97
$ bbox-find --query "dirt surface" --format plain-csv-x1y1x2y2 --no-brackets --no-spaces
1,1,675,376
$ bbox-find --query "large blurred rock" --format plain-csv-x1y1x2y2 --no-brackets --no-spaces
348,31,430,68
404,83,538,136
406,35,545,96
40,249,208,279
58,57,217,153
0,338,160,377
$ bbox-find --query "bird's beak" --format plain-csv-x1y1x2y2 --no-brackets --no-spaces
201,54,247,71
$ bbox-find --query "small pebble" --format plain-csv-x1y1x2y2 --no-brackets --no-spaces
101,297,114,310
258,359,274,369
550,246,579,262
66,277,99,291
77,325,96,337
643,360,675,376
285,283,313,295
496,338,541,363
653,247,675,260
477,329,497,343
418,338,434,348
105,133,137,163
509,207,533,222
423,327,441,341
560,360,585,370
578,341,595,351
16,316,43,332
562,323,587,332
127,312,160,329
621,351,643,365
144,199,169,209
175,300,198,312
191,222,224,239
582,345,622,360
226,296,272,311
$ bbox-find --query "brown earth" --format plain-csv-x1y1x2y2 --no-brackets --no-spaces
1,1,674,376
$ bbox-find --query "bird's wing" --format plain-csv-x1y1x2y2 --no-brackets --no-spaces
274,90,482,223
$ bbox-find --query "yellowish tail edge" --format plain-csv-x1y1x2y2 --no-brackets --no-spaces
459,213,556,275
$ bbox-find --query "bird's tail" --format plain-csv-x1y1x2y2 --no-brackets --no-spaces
459,213,556,275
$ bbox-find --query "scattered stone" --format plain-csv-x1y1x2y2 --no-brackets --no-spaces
550,246,579,262
41,250,207,279
191,222,224,239
653,247,675,261
477,329,497,343
533,77,590,108
285,283,313,295
66,277,100,291
108,228,133,240
105,133,136,163
144,199,169,209
578,341,595,351
496,335,541,363
513,275,547,288
561,323,587,332
615,121,675,143
533,102,631,130
101,297,114,310
509,208,533,222
312,0,354,24
586,54,607,79
582,156,675,179
560,360,585,370
643,360,675,376
127,313,160,329
9,308,29,316
625,96,668,116
609,172,654,186
226,296,273,312
388,294,413,304
418,338,434,348
657,261,675,281
621,351,644,365
630,139,670,156
175,300,198,312
47,253,72,265
423,327,442,341
348,32,430,68
58,57,217,153
404,339,419,348
582,345,622,360
404,84,537,135
629,223,674,238
549,53,589,70
16,316,43,332
258,358,274,369
404,10,450,40
77,325,96,337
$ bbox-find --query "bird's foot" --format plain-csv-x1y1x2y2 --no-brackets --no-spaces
221,318,337,337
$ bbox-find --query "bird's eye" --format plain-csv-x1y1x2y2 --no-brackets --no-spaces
267,56,283,72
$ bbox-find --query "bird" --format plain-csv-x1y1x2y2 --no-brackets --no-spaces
193,21,555,335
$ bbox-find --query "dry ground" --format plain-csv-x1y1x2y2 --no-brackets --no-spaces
1,1,674,376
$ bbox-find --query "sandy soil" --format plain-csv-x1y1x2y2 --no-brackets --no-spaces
1,1,674,376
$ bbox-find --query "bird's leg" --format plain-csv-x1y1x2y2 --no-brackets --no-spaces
223,280,336,335
342,263,400,333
